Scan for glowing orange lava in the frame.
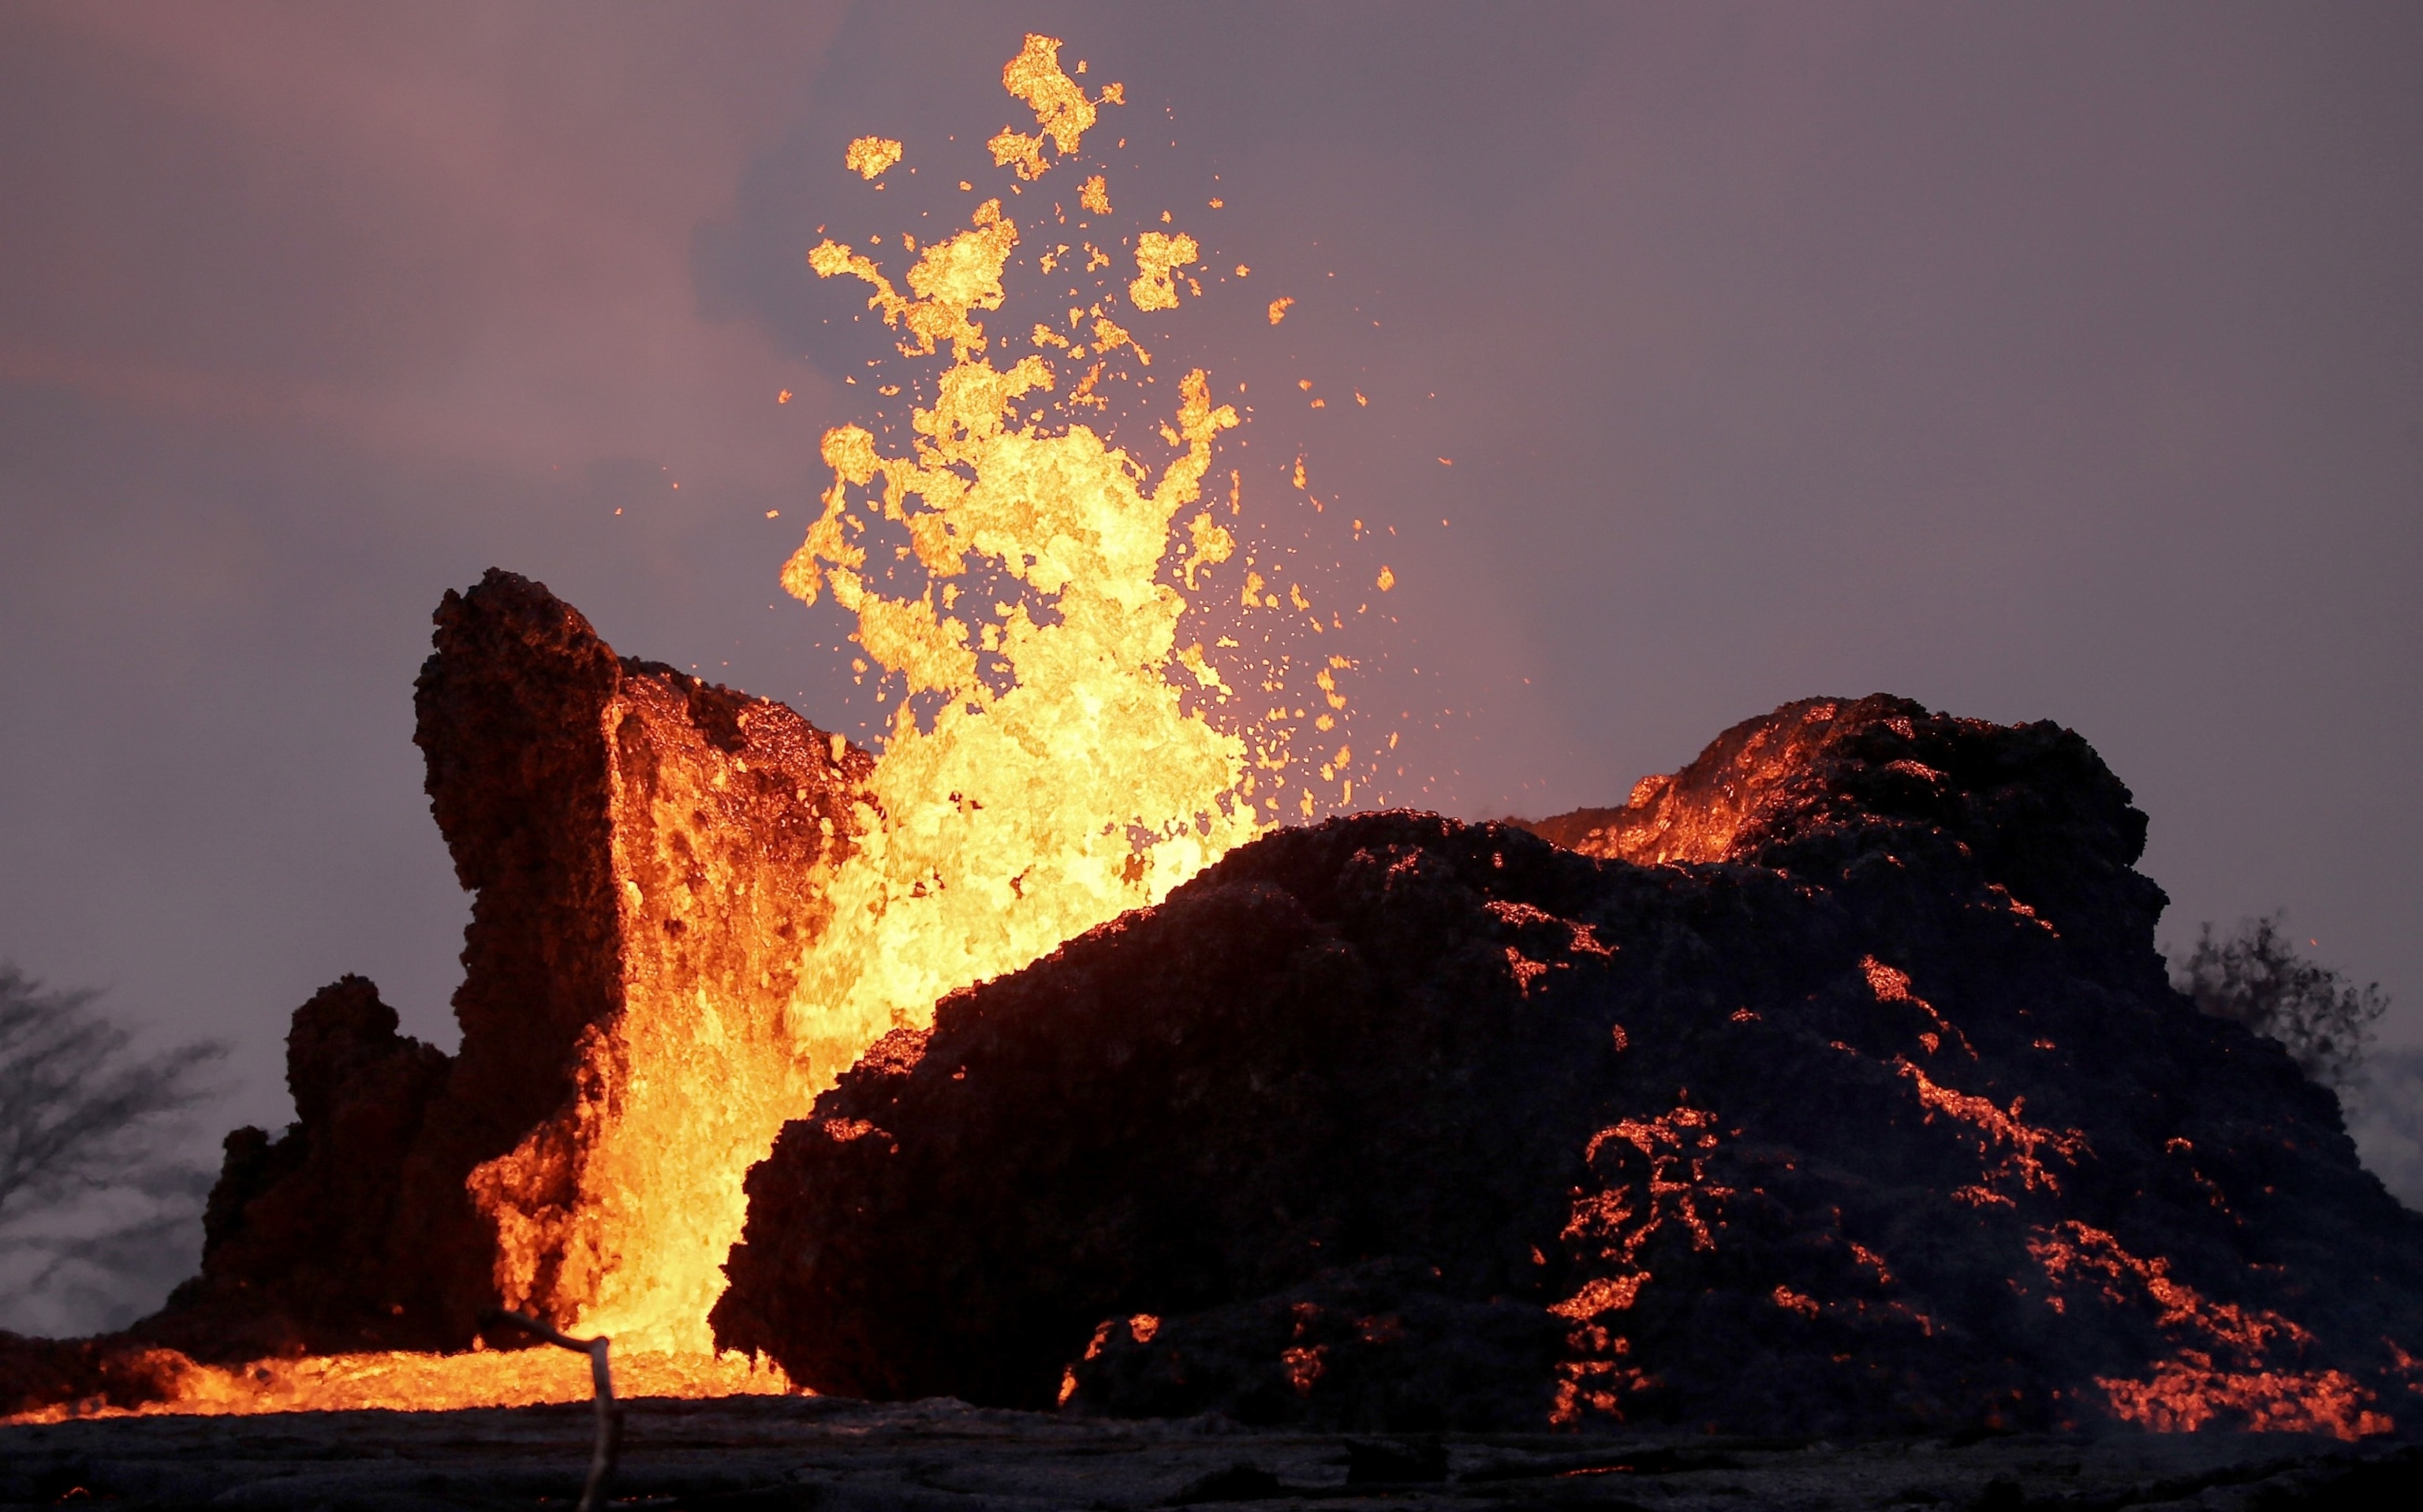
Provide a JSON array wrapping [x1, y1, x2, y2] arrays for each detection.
[[7, 1350, 787, 1424], [1894, 1058, 2087, 1198], [48, 32, 1369, 1421], [502, 28, 1350, 1364], [2027, 1221, 2393, 1438], [1550, 1106, 1728, 1424]]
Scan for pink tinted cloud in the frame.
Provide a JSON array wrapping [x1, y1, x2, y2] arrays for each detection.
[[8, 1, 849, 483]]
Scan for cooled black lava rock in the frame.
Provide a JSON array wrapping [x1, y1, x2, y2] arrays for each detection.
[[142, 976, 452, 1359], [714, 696, 2423, 1437]]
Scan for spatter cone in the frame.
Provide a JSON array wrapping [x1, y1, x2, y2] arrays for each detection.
[[713, 696, 2423, 1437]]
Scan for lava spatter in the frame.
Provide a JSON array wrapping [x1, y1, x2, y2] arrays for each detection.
[[547, 31, 1363, 1353], [50, 32, 1382, 1417]]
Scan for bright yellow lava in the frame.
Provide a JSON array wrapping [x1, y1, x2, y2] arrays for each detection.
[[756, 44, 1268, 1137], [9, 1349, 788, 1423], [536, 34, 1266, 1360], [74, 32, 1369, 1418], [845, 135, 904, 181]]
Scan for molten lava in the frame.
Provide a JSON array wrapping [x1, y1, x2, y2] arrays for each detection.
[[514, 32, 1286, 1358], [6, 1349, 786, 1424], [25, 32, 1372, 1421], [2027, 1221, 2395, 1439]]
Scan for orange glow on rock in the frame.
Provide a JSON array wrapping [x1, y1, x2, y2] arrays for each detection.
[[1862, 955, 1976, 1058], [2030, 1222, 2394, 1439], [1550, 1105, 1727, 1424], [87, 32, 1371, 1419], [1895, 1058, 2085, 1197]]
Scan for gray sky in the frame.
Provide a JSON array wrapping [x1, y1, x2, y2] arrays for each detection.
[[3, 1, 2417, 1137]]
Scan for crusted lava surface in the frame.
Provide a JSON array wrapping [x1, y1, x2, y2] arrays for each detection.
[[715, 696, 2423, 1437]]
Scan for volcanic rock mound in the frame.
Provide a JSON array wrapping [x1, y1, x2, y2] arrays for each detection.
[[714, 696, 2423, 1436], [140, 569, 871, 1360]]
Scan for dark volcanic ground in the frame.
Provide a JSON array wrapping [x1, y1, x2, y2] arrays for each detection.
[[3, 1395, 2418, 1510]]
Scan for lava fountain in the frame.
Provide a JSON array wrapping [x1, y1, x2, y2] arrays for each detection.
[[479, 35, 1294, 1360], [27, 33, 1372, 1417]]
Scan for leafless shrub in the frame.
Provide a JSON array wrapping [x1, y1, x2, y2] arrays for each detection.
[[2171, 913, 2388, 1090], [0, 961, 226, 1335]]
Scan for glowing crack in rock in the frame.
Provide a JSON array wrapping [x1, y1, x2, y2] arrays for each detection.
[[1862, 954, 1974, 1058], [1550, 1106, 1728, 1425], [1894, 1058, 2087, 1199], [2029, 1221, 2394, 1439]]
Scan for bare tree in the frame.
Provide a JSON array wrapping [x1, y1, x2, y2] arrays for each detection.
[[0, 961, 226, 1334], [2171, 914, 2388, 1090]]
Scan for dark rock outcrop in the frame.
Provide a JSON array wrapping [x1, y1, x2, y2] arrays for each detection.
[[136, 569, 870, 1360], [140, 977, 450, 1358], [0, 1334, 191, 1422], [714, 696, 2423, 1437]]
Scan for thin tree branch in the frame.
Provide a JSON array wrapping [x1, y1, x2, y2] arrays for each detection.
[[483, 1309, 622, 1512]]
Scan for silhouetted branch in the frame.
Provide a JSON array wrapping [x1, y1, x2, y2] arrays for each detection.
[[483, 1308, 620, 1512], [0, 963, 225, 1219], [1, 962, 228, 1332]]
